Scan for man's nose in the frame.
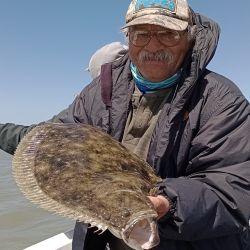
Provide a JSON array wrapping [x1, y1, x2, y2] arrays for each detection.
[[144, 35, 163, 51]]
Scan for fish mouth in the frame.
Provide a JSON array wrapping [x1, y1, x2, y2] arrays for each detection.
[[121, 211, 160, 250]]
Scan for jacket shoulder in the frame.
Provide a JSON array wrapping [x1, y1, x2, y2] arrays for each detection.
[[202, 71, 245, 98], [190, 70, 249, 130], [198, 70, 249, 112]]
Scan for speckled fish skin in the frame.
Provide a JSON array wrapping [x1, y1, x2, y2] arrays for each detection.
[[13, 123, 162, 249]]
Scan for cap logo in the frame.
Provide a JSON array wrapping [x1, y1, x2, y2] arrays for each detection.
[[135, 0, 176, 13]]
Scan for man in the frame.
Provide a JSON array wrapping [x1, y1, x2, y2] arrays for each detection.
[[1, 0, 250, 249]]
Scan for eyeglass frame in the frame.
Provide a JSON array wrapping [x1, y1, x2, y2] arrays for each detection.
[[128, 27, 188, 47]]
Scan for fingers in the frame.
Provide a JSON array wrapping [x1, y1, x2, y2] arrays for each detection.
[[147, 195, 170, 219]]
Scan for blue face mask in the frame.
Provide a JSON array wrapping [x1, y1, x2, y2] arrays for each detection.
[[130, 63, 181, 94]]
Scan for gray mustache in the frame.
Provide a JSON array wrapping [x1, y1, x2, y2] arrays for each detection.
[[138, 50, 174, 63]]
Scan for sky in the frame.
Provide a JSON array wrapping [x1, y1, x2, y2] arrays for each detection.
[[0, 0, 249, 125]]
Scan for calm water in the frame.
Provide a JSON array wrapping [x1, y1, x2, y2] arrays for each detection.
[[0, 150, 74, 250]]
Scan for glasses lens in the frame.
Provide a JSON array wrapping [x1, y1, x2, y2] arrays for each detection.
[[157, 30, 181, 46], [129, 29, 181, 47], [129, 30, 150, 47]]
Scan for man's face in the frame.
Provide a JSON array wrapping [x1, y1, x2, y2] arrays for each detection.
[[128, 24, 191, 82]]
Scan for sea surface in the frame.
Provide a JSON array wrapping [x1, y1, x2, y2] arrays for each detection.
[[0, 150, 74, 250]]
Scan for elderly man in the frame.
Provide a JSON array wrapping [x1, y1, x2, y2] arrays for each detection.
[[1, 0, 250, 249]]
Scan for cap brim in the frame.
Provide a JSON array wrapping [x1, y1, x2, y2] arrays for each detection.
[[121, 14, 188, 31]]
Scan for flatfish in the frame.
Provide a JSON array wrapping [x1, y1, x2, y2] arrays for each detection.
[[12, 123, 162, 249]]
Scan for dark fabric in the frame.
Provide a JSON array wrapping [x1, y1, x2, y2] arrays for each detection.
[[0, 123, 37, 154], [83, 227, 110, 250], [0, 12, 250, 250], [0, 108, 69, 154], [100, 63, 113, 108], [242, 226, 250, 250], [72, 222, 87, 250]]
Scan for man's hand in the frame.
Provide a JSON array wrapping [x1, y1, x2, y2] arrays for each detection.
[[147, 195, 170, 219]]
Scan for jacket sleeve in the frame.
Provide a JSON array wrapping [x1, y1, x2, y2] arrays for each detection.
[[0, 107, 78, 155], [0, 83, 94, 155], [58, 79, 110, 129], [158, 83, 250, 241], [0, 77, 103, 154], [0, 123, 37, 155]]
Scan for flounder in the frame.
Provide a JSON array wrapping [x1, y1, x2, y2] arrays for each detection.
[[13, 123, 162, 249]]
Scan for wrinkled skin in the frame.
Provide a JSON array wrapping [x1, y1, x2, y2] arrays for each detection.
[[13, 123, 162, 249], [129, 24, 191, 82]]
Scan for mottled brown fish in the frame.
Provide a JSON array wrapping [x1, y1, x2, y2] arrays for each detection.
[[13, 123, 162, 249]]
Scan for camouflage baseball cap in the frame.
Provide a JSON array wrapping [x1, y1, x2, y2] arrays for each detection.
[[122, 0, 189, 31]]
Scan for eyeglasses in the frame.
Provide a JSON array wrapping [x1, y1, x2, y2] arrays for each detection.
[[129, 29, 183, 47]]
